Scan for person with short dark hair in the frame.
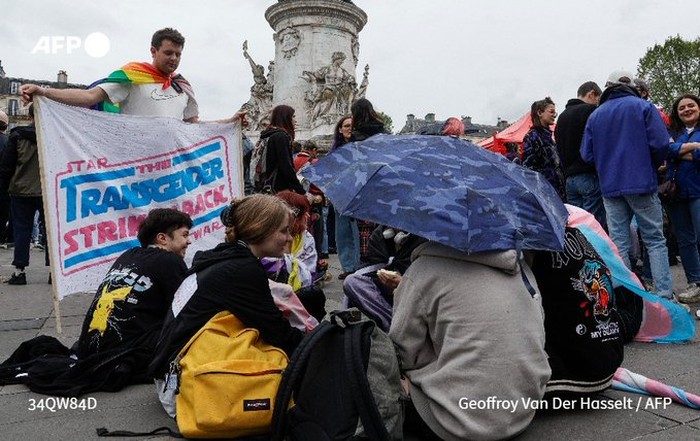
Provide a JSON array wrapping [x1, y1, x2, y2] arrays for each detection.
[[555, 81, 606, 227], [0, 208, 193, 395], [20, 28, 245, 124], [75, 208, 192, 375]]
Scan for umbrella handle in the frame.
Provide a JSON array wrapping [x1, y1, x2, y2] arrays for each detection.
[[515, 232, 539, 298]]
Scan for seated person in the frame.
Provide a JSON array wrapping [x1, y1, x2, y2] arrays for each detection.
[[262, 190, 326, 321], [390, 242, 550, 441], [0, 208, 192, 395], [343, 226, 425, 331], [530, 225, 625, 398], [149, 194, 305, 379], [75, 208, 192, 375]]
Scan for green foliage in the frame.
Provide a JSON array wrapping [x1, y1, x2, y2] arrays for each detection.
[[637, 35, 700, 112], [377, 111, 394, 134]]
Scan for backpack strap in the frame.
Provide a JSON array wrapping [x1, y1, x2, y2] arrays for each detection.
[[345, 322, 391, 441], [96, 426, 182, 437], [270, 321, 335, 441]]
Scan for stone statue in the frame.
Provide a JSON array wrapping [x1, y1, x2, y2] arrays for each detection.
[[265, 61, 275, 94], [351, 37, 360, 66], [240, 40, 273, 130], [356, 64, 369, 99], [301, 51, 356, 126]]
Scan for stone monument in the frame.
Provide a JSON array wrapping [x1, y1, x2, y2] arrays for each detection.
[[240, 0, 369, 144]]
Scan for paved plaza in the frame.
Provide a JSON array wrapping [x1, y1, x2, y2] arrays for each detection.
[[0, 246, 699, 440]]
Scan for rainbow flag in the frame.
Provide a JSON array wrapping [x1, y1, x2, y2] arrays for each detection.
[[88, 62, 194, 113]]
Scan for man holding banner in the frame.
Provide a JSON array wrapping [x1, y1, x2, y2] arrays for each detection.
[[20, 28, 246, 125], [15, 26, 246, 301]]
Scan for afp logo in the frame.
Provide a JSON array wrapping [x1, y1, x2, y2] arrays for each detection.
[[31, 33, 110, 58]]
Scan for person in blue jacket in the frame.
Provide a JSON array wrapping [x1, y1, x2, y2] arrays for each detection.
[[581, 70, 673, 300], [665, 94, 700, 303]]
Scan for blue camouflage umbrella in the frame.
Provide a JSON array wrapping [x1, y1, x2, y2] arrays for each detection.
[[302, 134, 567, 253]]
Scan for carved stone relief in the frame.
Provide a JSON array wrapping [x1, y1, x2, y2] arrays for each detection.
[[279, 27, 301, 59], [301, 51, 357, 128]]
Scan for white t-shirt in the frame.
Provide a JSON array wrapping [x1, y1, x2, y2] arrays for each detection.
[[99, 82, 198, 120]]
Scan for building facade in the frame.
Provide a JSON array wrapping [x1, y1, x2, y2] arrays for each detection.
[[399, 113, 508, 144], [0, 61, 86, 129]]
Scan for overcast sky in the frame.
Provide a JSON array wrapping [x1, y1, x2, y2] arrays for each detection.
[[3, 1, 699, 130]]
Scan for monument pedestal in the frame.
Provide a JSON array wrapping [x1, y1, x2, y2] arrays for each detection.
[[240, 0, 368, 147]]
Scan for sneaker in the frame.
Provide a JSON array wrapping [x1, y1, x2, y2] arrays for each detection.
[[6, 272, 27, 285], [676, 284, 700, 303], [668, 295, 691, 312], [337, 271, 354, 280]]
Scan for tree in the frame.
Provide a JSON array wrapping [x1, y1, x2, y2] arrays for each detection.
[[637, 35, 700, 112], [377, 111, 394, 134]]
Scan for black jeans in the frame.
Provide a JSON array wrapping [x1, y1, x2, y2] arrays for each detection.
[[10, 196, 48, 269]]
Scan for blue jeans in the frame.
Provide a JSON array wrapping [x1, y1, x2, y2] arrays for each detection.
[[566, 173, 607, 229], [334, 212, 359, 273], [11, 196, 47, 269], [604, 193, 672, 298], [666, 199, 700, 284], [321, 205, 329, 254]]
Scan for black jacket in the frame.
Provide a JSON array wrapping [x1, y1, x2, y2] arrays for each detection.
[[554, 99, 597, 178], [76, 247, 187, 361], [260, 127, 305, 194], [0, 125, 41, 196], [351, 120, 386, 142], [149, 241, 304, 376], [531, 227, 625, 395]]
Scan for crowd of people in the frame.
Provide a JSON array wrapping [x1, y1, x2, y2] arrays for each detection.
[[521, 71, 700, 306], [1, 27, 698, 441]]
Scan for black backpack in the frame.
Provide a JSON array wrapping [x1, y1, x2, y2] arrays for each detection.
[[250, 136, 276, 194], [271, 309, 404, 441]]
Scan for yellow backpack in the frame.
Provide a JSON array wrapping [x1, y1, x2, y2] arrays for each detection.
[[175, 311, 290, 439]]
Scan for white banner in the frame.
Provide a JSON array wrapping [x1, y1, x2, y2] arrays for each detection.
[[35, 97, 243, 299]]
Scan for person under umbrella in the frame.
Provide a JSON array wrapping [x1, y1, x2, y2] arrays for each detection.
[[301, 133, 565, 440]]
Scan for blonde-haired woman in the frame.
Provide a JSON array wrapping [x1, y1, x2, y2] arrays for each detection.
[[150, 194, 304, 377]]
